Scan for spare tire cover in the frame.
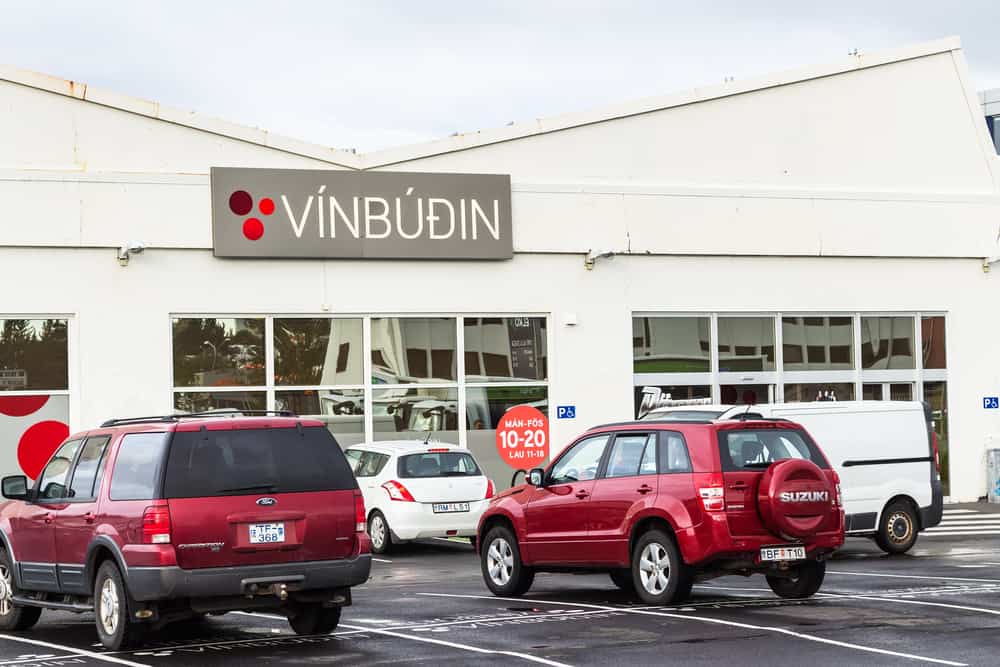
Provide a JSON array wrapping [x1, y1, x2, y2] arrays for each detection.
[[757, 458, 833, 539]]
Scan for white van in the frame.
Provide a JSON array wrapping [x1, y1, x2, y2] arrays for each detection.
[[643, 400, 944, 554]]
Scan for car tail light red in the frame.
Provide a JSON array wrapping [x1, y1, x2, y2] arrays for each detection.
[[382, 480, 416, 502], [931, 431, 941, 473], [695, 474, 725, 512], [427, 448, 450, 453], [142, 504, 171, 545], [485, 479, 495, 499], [832, 471, 843, 507], [354, 490, 366, 532]]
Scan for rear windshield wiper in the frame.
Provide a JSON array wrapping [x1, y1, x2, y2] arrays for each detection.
[[218, 483, 277, 493], [440, 471, 475, 477]]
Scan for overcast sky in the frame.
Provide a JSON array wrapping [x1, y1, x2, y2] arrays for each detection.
[[1, 1, 998, 152]]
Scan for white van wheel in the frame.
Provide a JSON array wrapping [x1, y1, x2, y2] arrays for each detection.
[[875, 500, 918, 554]]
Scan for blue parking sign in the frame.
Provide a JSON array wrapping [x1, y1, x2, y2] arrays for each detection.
[[557, 405, 576, 419], [984, 397, 999, 409]]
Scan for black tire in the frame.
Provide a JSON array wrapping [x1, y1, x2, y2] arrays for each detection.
[[368, 511, 393, 555], [609, 569, 635, 592], [288, 604, 341, 635], [94, 560, 146, 650], [630, 529, 693, 605], [0, 550, 41, 631], [766, 560, 826, 599], [480, 526, 534, 596], [875, 500, 919, 554]]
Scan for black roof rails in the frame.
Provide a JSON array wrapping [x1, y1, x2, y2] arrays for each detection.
[[100, 410, 298, 428]]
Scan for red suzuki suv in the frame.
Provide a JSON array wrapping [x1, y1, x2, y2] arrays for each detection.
[[478, 419, 844, 604], [0, 412, 370, 649]]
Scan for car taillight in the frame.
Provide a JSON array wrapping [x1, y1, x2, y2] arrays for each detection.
[[142, 505, 171, 545], [931, 431, 941, 473], [485, 479, 495, 499], [382, 480, 415, 502], [832, 471, 843, 507], [354, 490, 366, 532], [695, 474, 725, 512]]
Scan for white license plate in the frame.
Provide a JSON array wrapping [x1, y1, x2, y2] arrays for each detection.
[[760, 545, 806, 561], [248, 522, 285, 544], [432, 502, 470, 513]]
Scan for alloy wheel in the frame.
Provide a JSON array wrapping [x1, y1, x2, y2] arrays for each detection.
[[0, 564, 11, 616], [99, 578, 120, 636], [638, 542, 670, 595], [487, 538, 514, 586], [370, 516, 386, 550]]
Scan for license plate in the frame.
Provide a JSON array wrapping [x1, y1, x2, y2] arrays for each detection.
[[760, 545, 806, 561], [248, 522, 285, 544], [432, 502, 470, 513]]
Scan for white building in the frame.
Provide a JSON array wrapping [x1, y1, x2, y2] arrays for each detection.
[[1, 36, 998, 500]]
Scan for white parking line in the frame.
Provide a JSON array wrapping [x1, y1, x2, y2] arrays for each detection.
[[372, 557, 393, 563], [826, 570, 1000, 583], [0, 657, 88, 666], [0, 633, 147, 666], [420, 593, 966, 666], [338, 622, 572, 666]]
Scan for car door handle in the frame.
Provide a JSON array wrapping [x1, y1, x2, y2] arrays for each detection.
[[637, 484, 653, 494], [729, 481, 748, 490], [43, 513, 54, 524], [575, 490, 590, 499], [83, 513, 97, 524]]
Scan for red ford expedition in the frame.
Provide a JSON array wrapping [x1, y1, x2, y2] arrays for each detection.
[[0, 413, 371, 649], [478, 418, 844, 604]]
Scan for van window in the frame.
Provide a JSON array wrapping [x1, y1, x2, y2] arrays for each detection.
[[69, 436, 111, 499], [718, 429, 828, 471], [398, 452, 480, 478], [163, 426, 355, 498], [110, 433, 169, 500]]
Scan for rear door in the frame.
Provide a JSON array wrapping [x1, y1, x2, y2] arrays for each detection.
[[164, 422, 358, 569], [588, 433, 658, 563]]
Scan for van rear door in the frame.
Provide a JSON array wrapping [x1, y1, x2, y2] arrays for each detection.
[[164, 421, 358, 569]]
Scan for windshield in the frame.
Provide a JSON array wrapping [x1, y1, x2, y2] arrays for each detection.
[[397, 452, 481, 478], [718, 428, 829, 471], [643, 410, 726, 422]]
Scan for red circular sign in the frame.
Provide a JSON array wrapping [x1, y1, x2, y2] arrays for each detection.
[[495, 406, 549, 468], [17, 420, 69, 480]]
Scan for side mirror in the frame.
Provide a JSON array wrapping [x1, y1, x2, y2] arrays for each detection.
[[528, 468, 545, 487], [2, 476, 29, 501]]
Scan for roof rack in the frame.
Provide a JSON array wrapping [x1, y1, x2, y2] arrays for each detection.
[[100, 410, 297, 428]]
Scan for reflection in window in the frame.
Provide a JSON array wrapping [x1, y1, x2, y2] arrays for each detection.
[[172, 318, 265, 387], [783, 383, 855, 403], [862, 383, 883, 401], [0, 319, 68, 391], [275, 389, 366, 448], [464, 317, 547, 382], [924, 381, 949, 494], [861, 317, 914, 369], [372, 387, 459, 444], [781, 317, 853, 371], [921, 316, 946, 369], [466, 386, 548, 490], [633, 317, 710, 373], [173, 391, 266, 414], [370, 318, 457, 384], [274, 319, 363, 386], [633, 385, 710, 419], [720, 384, 772, 405], [717, 317, 775, 372]]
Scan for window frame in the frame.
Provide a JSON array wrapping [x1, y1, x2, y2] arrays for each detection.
[[65, 434, 112, 502], [546, 433, 611, 486], [657, 431, 693, 474], [34, 438, 84, 503], [598, 432, 658, 479]]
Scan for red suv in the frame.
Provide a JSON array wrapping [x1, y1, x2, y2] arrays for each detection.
[[0, 413, 370, 649], [478, 419, 844, 604]]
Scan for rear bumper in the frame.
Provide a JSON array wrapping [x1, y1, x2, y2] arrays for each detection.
[[384, 500, 487, 541], [678, 511, 845, 566], [126, 554, 371, 602], [920, 475, 944, 529]]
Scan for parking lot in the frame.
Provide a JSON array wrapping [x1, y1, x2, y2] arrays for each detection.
[[1, 506, 997, 667]]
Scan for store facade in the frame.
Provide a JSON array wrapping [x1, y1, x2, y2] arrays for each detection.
[[1, 37, 999, 499]]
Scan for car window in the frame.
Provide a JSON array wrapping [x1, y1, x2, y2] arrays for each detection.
[[605, 434, 656, 478], [110, 433, 169, 501], [345, 449, 363, 474], [639, 436, 658, 474], [398, 452, 480, 478], [69, 435, 111, 499], [36, 439, 82, 501], [658, 432, 692, 473], [548, 435, 609, 484], [718, 429, 828, 471], [357, 451, 390, 478]]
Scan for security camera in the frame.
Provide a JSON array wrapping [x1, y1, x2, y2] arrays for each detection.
[[584, 249, 616, 271], [117, 242, 147, 266]]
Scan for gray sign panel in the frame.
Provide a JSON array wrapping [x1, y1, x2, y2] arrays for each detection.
[[211, 168, 512, 260]]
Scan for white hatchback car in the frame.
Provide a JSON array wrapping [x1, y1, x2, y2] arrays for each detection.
[[344, 441, 494, 554]]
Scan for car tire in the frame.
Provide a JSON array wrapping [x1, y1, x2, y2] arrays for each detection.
[[368, 511, 393, 555], [0, 550, 41, 631], [94, 560, 146, 650], [609, 568, 635, 592], [289, 604, 341, 635], [631, 529, 693, 605], [875, 500, 919, 554], [766, 560, 826, 599], [481, 526, 534, 597]]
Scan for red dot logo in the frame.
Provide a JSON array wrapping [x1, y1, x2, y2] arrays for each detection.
[[243, 218, 264, 241], [17, 420, 70, 480], [0, 395, 50, 417], [229, 190, 253, 216], [259, 198, 275, 215]]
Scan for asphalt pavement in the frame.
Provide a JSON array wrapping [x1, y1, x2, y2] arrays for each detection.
[[3, 506, 1000, 666]]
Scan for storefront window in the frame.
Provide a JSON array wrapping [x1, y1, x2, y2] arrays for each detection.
[[274, 318, 363, 386], [783, 383, 855, 403], [173, 391, 266, 413], [172, 318, 265, 387], [634, 385, 711, 419], [781, 317, 853, 371], [924, 381, 949, 495], [370, 317, 457, 384], [862, 383, 882, 400], [0, 319, 68, 391], [921, 316, 947, 369], [717, 317, 775, 372], [372, 387, 459, 444], [464, 317, 547, 382], [720, 384, 773, 405], [633, 317, 710, 373], [467, 386, 548, 489], [275, 389, 365, 447], [861, 316, 915, 369]]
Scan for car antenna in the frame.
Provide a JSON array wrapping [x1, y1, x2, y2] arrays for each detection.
[[741, 403, 752, 421], [424, 430, 434, 444]]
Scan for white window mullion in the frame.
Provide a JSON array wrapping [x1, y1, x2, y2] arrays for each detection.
[[265, 316, 275, 412], [457, 317, 468, 449], [363, 317, 374, 444], [852, 314, 863, 402], [709, 314, 720, 403], [775, 313, 784, 402]]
